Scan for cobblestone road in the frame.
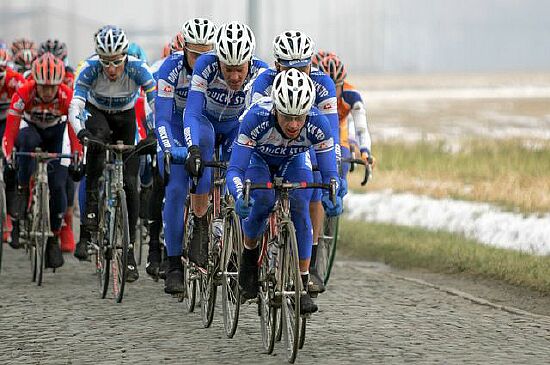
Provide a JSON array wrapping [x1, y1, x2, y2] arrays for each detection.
[[1, 247, 549, 364]]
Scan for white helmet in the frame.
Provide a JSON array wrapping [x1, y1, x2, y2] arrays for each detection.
[[95, 25, 129, 57], [271, 69, 316, 116], [216, 21, 255, 66], [273, 30, 314, 67], [182, 18, 217, 45]]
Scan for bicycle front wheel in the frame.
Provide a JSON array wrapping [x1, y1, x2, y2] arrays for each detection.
[[221, 209, 242, 338], [280, 222, 300, 363], [36, 183, 49, 286], [112, 190, 129, 303], [317, 216, 339, 285]]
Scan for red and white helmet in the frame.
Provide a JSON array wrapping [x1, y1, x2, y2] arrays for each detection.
[[216, 21, 255, 66], [312, 51, 347, 86], [170, 32, 185, 53], [182, 18, 216, 45], [32, 52, 65, 85], [271, 69, 316, 116]]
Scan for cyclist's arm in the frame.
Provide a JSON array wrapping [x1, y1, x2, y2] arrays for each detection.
[[182, 54, 213, 147], [310, 114, 339, 186], [154, 56, 179, 152], [344, 89, 372, 155], [226, 109, 257, 200], [2, 85, 29, 158], [68, 59, 98, 134], [315, 73, 340, 155]]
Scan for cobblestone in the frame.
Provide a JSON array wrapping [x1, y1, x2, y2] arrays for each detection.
[[0, 248, 549, 364]]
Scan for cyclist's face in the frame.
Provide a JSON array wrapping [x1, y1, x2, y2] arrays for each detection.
[[37, 84, 59, 103], [184, 43, 213, 69], [276, 111, 307, 139], [275, 62, 311, 74], [100, 54, 126, 81], [219, 62, 249, 90]]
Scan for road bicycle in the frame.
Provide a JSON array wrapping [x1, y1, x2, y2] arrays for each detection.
[[243, 177, 337, 363], [14, 149, 77, 285]]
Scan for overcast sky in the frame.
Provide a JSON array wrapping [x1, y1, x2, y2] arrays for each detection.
[[1, 0, 550, 73]]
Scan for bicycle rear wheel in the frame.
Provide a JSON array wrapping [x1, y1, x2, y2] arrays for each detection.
[[184, 261, 198, 312], [221, 209, 242, 338], [280, 222, 300, 363], [112, 190, 129, 303], [36, 183, 49, 286], [317, 216, 339, 285]]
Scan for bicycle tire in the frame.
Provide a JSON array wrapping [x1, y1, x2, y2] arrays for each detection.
[[317, 216, 339, 285], [200, 270, 217, 328], [221, 209, 242, 338], [298, 317, 306, 349], [182, 200, 197, 312], [36, 183, 49, 286], [259, 234, 277, 354], [112, 190, 129, 303], [184, 262, 197, 312], [96, 188, 110, 299], [281, 222, 300, 363]]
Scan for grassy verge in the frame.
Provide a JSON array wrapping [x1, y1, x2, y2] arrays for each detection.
[[348, 139, 550, 213], [338, 219, 550, 294]]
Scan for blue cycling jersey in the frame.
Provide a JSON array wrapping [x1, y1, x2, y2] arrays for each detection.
[[73, 55, 156, 112], [183, 52, 268, 147], [226, 97, 339, 200], [154, 51, 193, 151], [247, 67, 339, 146]]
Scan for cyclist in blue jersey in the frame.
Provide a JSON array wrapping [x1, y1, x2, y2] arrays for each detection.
[[69, 25, 156, 282], [182, 21, 267, 270], [153, 18, 217, 292], [227, 69, 343, 314], [247, 31, 340, 293]]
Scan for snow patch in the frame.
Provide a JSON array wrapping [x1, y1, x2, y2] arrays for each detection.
[[345, 191, 550, 255]]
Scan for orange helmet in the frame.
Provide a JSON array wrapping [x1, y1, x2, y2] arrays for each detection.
[[0, 49, 9, 67], [32, 52, 65, 85], [170, 32, 185, 52], [312, 51, 347, 86]]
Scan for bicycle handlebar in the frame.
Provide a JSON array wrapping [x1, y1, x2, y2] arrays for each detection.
[[243, 177, 338, 207], [340, 156, 373, 186]]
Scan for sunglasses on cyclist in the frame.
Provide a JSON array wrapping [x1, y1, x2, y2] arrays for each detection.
[[98, 55, 127, 68], [184, 46, 211, 56]]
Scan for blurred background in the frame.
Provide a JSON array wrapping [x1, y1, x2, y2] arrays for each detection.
[[1, 0, 550, 72]]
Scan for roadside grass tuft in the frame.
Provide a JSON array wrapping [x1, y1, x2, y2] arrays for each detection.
[[339, 220, 550, 294], [348, 139, 550, 213]]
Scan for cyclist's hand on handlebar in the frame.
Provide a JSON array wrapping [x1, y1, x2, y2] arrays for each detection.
[[136, 133, 157, 155], [322, 193, 343, 217], [235, 196, 254, 219], [360, 148, 375, 169], [77, 129, 93, 144], [184, 145, 203, 177], [338, 177, 348, 198], [171, 146, 188, 164]]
